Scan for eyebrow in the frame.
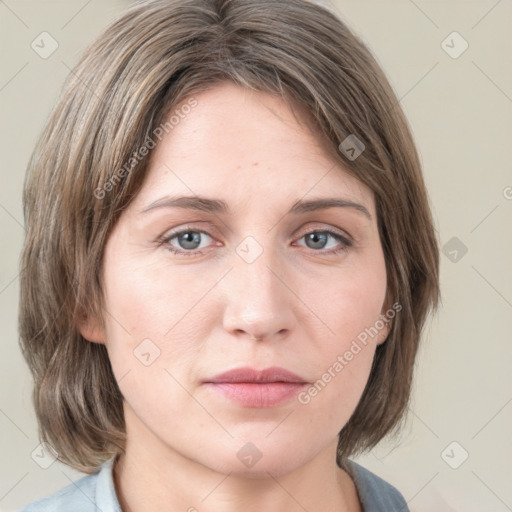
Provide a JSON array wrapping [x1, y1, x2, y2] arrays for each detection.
[[140, 195, 372, 220]]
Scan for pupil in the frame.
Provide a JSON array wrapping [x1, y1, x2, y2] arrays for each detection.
[[180, 232, 199, 249], [308, 232, 326, 249]]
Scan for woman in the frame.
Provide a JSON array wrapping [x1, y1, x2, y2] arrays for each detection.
[[18, 0, 440, 510]]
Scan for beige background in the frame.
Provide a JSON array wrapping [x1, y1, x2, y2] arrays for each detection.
[[1, 1, 511, 511]]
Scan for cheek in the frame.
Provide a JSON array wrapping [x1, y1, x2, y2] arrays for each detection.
[[296, 249, 387, 414], [102, 246, 208, 343], [100, 248, 223, 406], [303, 245, 387, 349], [100, 259, 204, 429], [104, 257, 172, 336]]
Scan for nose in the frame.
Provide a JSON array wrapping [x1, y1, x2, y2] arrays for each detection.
[[221, 243, 294, 344]]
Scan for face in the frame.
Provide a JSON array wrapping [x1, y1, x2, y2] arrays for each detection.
[[81, 81, 390, 478]]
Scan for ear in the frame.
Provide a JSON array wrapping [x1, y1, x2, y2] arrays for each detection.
[[77, 310, 107, 344], [376, 316, 391, 346], [376, 293, 394, 346]]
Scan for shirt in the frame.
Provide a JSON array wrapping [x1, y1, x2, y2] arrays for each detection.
[[17, 457, 410, 511]]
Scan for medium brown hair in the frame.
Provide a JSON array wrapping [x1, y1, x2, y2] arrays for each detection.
[[19, 0, 440, 474]]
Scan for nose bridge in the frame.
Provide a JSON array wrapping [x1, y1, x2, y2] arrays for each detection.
[[236, 236, 284, 310], [222, 235, 292, 338]]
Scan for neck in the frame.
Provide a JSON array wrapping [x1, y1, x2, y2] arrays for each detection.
[[113, 415, 361, 512]]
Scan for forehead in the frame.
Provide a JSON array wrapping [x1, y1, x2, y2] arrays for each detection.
[[132, 82, 374, 217]]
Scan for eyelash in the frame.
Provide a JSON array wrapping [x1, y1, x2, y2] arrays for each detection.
[[157, 226, 353, 257]]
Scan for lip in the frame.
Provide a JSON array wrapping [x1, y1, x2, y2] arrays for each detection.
[[203, 366, 308, 408], [205, 366, 308, 384]]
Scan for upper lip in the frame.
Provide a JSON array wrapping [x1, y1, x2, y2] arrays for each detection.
[[204, 366, 308, 384]]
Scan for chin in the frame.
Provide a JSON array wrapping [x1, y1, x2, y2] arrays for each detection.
[[197, 441, 312, 479]]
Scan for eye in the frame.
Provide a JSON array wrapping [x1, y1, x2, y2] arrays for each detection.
[[295, 229, 352, 255], [160, 228, 214, 256], [158, 227, 353, 257]]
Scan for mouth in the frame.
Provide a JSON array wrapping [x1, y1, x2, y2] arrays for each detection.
[[203, 366, 309, 408]]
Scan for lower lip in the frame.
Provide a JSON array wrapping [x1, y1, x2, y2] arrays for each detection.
[[205, 382, 307, 407]]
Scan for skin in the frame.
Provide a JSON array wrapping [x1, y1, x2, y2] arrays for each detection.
[[80, 81, 390, 512]]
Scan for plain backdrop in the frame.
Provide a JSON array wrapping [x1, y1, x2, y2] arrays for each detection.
[[1, 1, 511, 511]]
